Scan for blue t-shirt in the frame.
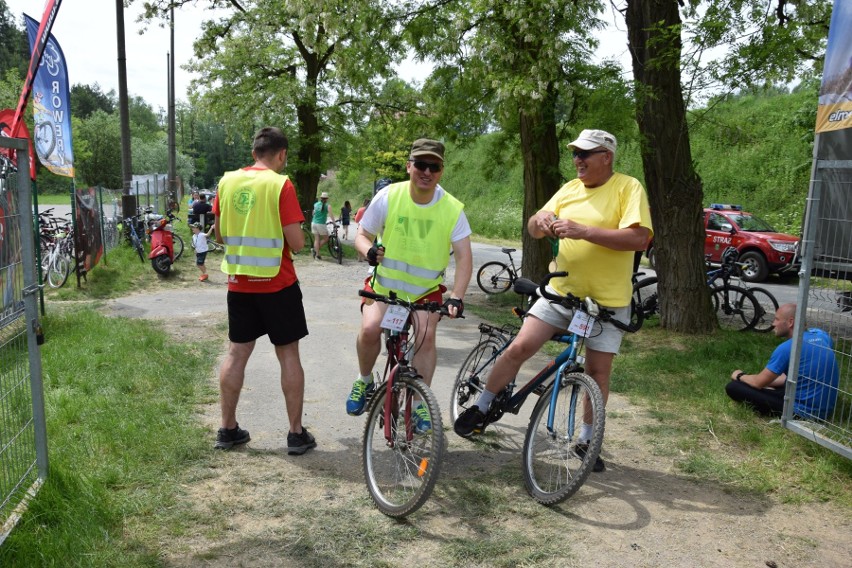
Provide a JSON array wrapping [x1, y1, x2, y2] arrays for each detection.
[[766, 328, 839, 419]]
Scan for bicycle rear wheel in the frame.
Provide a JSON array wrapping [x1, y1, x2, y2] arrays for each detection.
[[328, 234, 343, 263], [632, 276, 659, 324], [746, 286, 778, 333], [131, 234, 145, 262], [522, 371, 604, 505], [362, 372, 444, 517], [711, 284, 759, 331], [450, 337, 506, 423], [476, 261, 513, 294]]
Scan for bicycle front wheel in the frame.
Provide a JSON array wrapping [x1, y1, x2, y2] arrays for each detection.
[[746, 287, 778, 333], [522, 371, 605, 505], [362, 373, 444, 517], [173, 233, 185, 261], [450, 337, 506, 423], [328, 235, 343, 263], [477, 261, 513, 294], [711, 284, 759, 331], [47, 254, 70, 288]]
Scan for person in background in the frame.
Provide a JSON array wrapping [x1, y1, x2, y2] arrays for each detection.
[[345, 138, 472, 435], [453, 129, 652, 474], [190, 221, 212, 282], [311, 192, 335, 260], [340, 200, 352, 240], [354, 198, 370, 261], [212, 126, 316, 456], [727, 303, 839, 420], [192, 193, 213, 229]]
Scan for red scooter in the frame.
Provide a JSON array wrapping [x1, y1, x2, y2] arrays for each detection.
[[148, 217, 176, 275]]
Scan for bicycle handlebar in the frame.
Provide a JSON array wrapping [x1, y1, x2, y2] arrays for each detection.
[[536, 272, 634, 332], [358, 289, 462, 318]]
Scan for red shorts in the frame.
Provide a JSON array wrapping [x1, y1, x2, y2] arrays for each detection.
[[361, 275, 446, 309]]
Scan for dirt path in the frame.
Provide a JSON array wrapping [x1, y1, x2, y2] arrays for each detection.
[[105, 255, 851, 568]]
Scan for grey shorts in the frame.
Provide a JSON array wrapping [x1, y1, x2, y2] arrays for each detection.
[[311, 223, 329, 236], [526, 293, 629, 354]]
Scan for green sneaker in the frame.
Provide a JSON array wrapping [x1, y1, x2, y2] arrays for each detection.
[[414, 403, 432, 434], [346, 378, 374, 416]]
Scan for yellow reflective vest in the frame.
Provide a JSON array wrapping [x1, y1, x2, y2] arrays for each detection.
[[218, 168, 287, 277], [372, 182, 464, 301]]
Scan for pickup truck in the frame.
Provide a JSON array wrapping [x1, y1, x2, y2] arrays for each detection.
[[646, 204, 800, 282]]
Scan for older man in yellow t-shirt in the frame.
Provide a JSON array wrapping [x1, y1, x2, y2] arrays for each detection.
[[454, 129, 652, 472]]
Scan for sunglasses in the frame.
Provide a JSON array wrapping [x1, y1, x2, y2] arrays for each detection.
[[572, 149, 608, 159], [410, 160, 443, 173]]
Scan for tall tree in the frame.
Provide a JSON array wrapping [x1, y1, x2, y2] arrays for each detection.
[[143, 0, 405, 211], [621, 0, 832, 332], [408, 0, 629, 282], [0, 0, 27, 77], [626, 0, 716, 332], [71, 83, 114, 119]]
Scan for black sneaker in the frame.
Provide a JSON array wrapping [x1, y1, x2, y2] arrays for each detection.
[[214, 424, 251, 450], [575, 442, 606, 472], [454, 407, 487, 438], [287, 427, 317, 455]]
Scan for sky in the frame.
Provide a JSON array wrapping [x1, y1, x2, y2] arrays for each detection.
[[5, 1, 633, 112]]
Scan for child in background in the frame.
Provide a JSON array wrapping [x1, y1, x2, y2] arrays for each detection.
[[191, 222, 212, 281]]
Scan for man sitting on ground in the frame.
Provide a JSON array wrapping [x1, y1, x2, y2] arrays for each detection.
[[727, 303, 839, 420]]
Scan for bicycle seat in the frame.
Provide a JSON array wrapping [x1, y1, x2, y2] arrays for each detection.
[[501, 248, 516, 254], [513, 278, 538, 297]]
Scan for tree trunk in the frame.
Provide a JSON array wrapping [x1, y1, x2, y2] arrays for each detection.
[[518, 85, 562, 285], [626, 0, 716, 333], [294, 50, 323, 213]]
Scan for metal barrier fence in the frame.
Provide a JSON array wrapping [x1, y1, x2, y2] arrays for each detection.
[[791, 158, 852, 459], [0, 140, 48, 545]]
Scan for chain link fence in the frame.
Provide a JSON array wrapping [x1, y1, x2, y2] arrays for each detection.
[[791, 158, 852, 459], [0, 140, 48, 545]]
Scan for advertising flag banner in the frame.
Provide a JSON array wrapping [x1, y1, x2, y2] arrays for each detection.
[[24, 13, 74, 177], [816, 0, 852, 133]]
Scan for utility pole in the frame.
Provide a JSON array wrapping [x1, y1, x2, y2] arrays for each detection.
[[116, 0, 134, 218], [167, 6, 177, 211]]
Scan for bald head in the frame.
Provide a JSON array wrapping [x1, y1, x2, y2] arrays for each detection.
[[773, 303, 796, 338]]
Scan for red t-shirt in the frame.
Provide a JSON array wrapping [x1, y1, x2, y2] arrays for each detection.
[[354, 206, 367, 223], [213, 170, 304, 293]]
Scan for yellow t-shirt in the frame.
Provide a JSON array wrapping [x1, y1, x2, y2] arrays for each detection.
[[543, 172, 652, 307]]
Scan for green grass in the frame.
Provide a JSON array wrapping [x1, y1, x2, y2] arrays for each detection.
[[0, 309, 219, 566]]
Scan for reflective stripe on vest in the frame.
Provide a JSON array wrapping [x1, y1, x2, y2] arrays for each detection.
[[224, 254, 281, 267], [223, 236, 284, 248]]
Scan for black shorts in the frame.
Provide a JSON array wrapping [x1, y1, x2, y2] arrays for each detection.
[[227, 283, 309, 346], [196, 252, 208, 265]]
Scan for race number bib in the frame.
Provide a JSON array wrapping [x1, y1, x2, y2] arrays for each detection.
[[568, 310, 594, 338], [380, 304, 408, 332]]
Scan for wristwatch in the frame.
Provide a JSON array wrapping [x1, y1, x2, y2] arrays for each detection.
[[735, 371, 745, 381]]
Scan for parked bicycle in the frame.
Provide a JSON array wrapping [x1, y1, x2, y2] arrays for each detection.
[[41, 227, 73, 288], [476, 247, 521, 294], [452, 273, 634, 505], [356, 288, 455, 517], [121, 214, 146, 262], [707, 247, 777, 332], [631, 248, 765, 331], [326, 221, 343, 264]]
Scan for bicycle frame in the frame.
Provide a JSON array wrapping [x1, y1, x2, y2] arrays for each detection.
[[469, 327, 585, 423], [377, 313, 416, 447]]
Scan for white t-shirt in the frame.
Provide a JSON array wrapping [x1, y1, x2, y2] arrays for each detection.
[[360, 184, 472, 243], [192, 232, 209, 253]]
